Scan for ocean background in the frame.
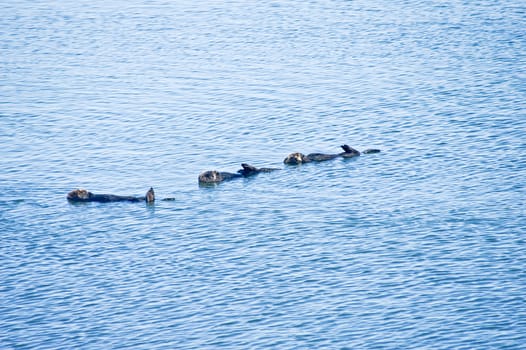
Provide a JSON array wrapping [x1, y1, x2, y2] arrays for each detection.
[[1, 0, 525, 348]]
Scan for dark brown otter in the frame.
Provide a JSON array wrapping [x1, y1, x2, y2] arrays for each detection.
[[198, 163, 280, 184], [283, 145, 380, 164], [67, 187, 155, 203]]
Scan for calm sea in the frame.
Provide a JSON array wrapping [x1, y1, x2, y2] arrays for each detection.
[[1, 0, 525, 348]]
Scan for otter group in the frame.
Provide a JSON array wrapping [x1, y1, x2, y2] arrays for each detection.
[[67, 144, 380, 203]]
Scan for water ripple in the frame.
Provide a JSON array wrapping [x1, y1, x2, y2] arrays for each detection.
[[2, 0, 526, 349]]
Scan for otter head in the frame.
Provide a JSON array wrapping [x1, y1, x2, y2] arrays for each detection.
[[67, 189, 91, 201], [198, 170, 223, 183], [283, 152, 306, 165]]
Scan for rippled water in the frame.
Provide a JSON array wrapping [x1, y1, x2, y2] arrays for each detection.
[[1, 0, 525, 348]]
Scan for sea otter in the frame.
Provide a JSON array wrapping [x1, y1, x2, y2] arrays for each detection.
[[67, 187, 155, 203], [283, 145, 380, 165], [198, 163, 280, 184]]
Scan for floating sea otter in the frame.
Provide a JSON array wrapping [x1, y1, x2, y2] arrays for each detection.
[[67, 187, 156, 203], [198, 163, 280, 184], [283, 144, 380, 165]]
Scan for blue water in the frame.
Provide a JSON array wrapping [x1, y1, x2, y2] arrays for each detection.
[[1, 0, 525, 348]]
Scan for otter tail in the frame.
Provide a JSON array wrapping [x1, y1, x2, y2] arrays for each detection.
[[362, 149, 381, 154]]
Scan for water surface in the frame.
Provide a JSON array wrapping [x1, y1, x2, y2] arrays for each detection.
[[1, 0, 525, 349]]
